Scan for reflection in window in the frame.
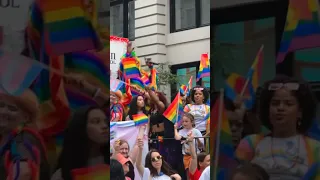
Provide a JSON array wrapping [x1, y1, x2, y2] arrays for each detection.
[[200, 0, 210, 25], [201, 76, 210, 88], [177, 67, 197, 90], [128, 1, 135, 40], [110, 4, 124, 37], [175, 0, 196, 30], [213, 17, 275, 89]]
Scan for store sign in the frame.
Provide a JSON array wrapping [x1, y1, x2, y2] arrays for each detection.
[[110, 36, 128, 78]]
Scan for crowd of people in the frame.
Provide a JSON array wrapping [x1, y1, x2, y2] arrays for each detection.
[[110, 71, 211, 179], [214, 75, 320, 180]]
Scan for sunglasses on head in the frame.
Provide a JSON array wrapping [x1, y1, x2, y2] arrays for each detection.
[[268, 83, 300, 91], [151, 155, 162, 162], [194, 88, 204, 91]]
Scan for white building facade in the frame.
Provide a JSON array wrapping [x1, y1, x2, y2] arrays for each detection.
[[111, 0, 210, 99]]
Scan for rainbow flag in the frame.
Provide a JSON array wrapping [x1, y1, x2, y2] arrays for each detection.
[[132, 114, 148, 126], [163, 92, 183, 124], [187, 76, 193, 96], [72, 164, 109, 180], [122, 58, 140, 79], [212, 96, 238, 179], [130, 77, 145, 96], [245, 46, 263, 109], [141, 73, 150, 86], [179, 84, 187, 95], [110, 79, 124, 92], [39, 0, 101, 56], [120, 79, 132, 107], [196, 53, 210, 81], [224, 73, 252, 109], [0, 51, 44, 96], [150, 67, 158, 91], [277, 0, 320, 64]]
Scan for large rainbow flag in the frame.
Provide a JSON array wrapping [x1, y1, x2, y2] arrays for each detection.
[[38, 0, 101, 56], [277, 0, 320, 64]]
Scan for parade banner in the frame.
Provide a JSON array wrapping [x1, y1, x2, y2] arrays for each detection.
[[110, 121, 148, 180], [110, 36, 128, 79]]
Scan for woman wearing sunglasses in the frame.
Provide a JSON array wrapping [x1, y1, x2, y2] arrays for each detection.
[[235, 76, 320, 179], [136, 139, 182, 180]]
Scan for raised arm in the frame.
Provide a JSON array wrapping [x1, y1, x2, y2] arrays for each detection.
[[174, 123, 182, 140], [145, 86, 165, 113], [188, 132, 197, 175], [130, 125, 146, 164], [136, 137, 145, 177]]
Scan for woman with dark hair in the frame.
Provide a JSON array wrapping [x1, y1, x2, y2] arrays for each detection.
[[50, 106, 109, 180], [184, 85, 210, 137], [144, 87, 185, 179], [110, 159, 126, 180], [126, 95, 147, 121], [236, 75, 320, 179], [136, 145, 182, 180]]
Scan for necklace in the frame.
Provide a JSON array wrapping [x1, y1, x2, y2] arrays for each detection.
[[270, 135, 301, 170]]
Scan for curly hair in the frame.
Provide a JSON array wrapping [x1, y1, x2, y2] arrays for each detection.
[[190, 85, 210, 103], [259, 75, 317, 134]]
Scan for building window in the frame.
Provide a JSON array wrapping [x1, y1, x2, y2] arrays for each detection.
[[110, 0, 135, 40], [97, 0, 109, 27], [170, 0, 210, 32]]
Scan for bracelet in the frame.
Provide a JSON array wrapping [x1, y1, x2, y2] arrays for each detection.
[[93, 88, 101, 99]]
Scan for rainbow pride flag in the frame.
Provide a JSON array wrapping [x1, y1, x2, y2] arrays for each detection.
[[110, 79, 124, 92], [245, 45, 263, 109], [180, 84, 188, 95], [212, 96, 238, 179], [130, 77, 145, 96], [163, 92, 183, 124], [132, 114, 148, 126], [72, 164, 109, 180], [224, 73, 252, 108], [39, 0, 101, 56], [0, 51, 44, 96], [150, 67, 158, 91], [196, 53, 210, 81], [141, 72, 150, 86], [277, 0, 320, 64], [122, 58, 140, 79]]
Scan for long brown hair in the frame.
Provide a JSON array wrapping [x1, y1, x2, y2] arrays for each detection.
[[145, 149, 176, 177], [229, 163, 269, 180]]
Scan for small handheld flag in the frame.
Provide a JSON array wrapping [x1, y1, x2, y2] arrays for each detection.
[[197, 53, 210, 81], [110, 79, 124, 92], [132, 114, 148, 126], [163, 92, 184, 125]]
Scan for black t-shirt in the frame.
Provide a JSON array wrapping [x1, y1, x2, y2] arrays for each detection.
[[149, 109, 174, 138], [125, 161, 135, 180]]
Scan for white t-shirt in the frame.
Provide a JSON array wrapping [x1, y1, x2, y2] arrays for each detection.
[[178, 128, 204, 154], [199, 166, 210, 180], [185, 104, 209, 132], [142, 168, 171, 180], [251, 135, 308, 180]]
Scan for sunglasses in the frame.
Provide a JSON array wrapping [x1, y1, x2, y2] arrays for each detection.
[[151, 155, 162, 162], [268, 83, 300, 91]]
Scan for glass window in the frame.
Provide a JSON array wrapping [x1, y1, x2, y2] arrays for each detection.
[[176, 67, 197, 90], [200, 0, 210, 25], [201, 76, 210, 88], [175, 0, 196, 30], [110, 4, 124, 37], [128, 1, 135, 40]]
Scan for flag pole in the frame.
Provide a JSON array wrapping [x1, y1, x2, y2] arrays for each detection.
[[176, 92, 180, 124], [240, 45, 264, 96], [213, 88, 224, 180]]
